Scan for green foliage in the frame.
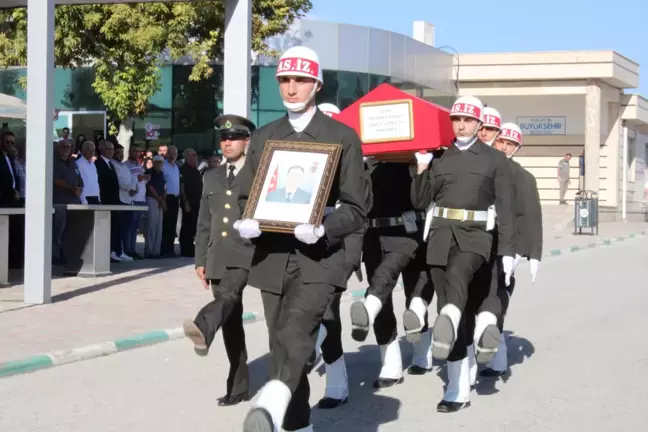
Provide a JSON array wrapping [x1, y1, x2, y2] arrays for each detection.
[[0, 1, 311, 123]]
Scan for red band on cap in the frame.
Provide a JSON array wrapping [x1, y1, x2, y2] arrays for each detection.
[[483, 114, 501, 128], [451, 103, 482, 119], [275, 57, 320, 79], [501, 129, 521, 142]]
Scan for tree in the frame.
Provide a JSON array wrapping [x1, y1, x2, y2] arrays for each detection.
[[0, 1, 312, 150]]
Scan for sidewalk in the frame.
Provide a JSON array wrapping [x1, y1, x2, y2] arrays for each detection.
[[1, 221, 646, 373]]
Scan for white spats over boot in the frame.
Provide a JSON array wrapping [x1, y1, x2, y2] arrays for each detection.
[[313, 324, 327, 366], [437, 357, 471, 413], [481, 332, 508, 377], [243, 380, 291, 432], [408, 330, 433, 375], [318, 356, 349, 409], [350, 294, 382, 342], [374, 339, 404, 389], [467, 344, 477, 387], [432, 303, 461, 360], [474, 311, 500, 364], [403, 296, 428, 342]]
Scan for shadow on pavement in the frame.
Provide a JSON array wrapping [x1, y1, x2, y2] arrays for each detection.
[[474, 330, 535, 396]]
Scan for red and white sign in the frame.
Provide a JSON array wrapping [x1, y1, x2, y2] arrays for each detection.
[[275, 57, 320, 79], [145, 123, 160, 140], [451, 103, 481, 119]]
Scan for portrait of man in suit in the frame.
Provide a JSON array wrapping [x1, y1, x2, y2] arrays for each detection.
[[265, 165, 312, 205]]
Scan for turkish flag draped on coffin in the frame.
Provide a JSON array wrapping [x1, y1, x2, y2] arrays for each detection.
[[332, 83, 454, 160]]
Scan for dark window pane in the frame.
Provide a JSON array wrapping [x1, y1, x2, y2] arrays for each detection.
[[337, 71, 369, 109], [258, 110, 285, 127], [317, 70, 339, 107], [258, 66, 284, 111]]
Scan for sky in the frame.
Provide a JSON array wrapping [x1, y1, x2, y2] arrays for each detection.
[[307, 0, 647, 94]]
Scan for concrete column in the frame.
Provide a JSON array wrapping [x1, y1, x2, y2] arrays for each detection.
[[584, 79, 601, 193], [24, 0, 55, 304], [413, 21, 435, 46], [223, 0, 252, 117]]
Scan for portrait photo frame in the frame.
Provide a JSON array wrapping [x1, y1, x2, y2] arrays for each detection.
[[243, 140, 343, 233]]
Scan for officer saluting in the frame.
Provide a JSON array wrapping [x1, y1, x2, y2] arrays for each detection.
[[183, 114, 256, 406], [235, 46, 367, 432], [411, 95, 515, 412], [479, 122, 543, 377]]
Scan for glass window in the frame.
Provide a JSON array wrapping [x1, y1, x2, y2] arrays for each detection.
[[57, 67, 103, 110], [0, 68, 26, 99], [258, 66, 284, 111], [317, 70, 340, 107], [369, 74, 390, 92], [257, 110, 285, 127], [337, 71, 369, 110]]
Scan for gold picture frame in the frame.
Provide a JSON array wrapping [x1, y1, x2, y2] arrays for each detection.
[[359, 99, 415, 144], [242, 140, 342, 233]]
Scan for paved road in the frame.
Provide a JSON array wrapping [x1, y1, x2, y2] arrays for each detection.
[[2, 237, 648, 431]]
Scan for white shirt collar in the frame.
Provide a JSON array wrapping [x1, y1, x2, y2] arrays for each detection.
[[287, 105, 317, 133], [226, 156, 246, 173]]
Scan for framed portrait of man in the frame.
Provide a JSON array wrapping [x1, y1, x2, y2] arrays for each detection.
[[243, 140, 342, 233]]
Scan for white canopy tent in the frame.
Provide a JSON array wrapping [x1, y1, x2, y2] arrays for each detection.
[[0, 92, 26, 120], [0, 0, 252, 304]]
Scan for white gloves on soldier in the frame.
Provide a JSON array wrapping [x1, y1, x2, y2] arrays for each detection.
[[513, 254, 522, 271], [415, 152, 433, 164], [501, 256, 514, 286], [529, 259, 540, 283], [234, 219, 261, 239], [294, 224, 325, 244]]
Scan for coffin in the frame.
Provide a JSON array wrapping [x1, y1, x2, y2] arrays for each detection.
[[332, 83, 454, 161]]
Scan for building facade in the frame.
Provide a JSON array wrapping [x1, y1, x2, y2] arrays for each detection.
[[456, 51, 648, 217], [0, 19, 455, 156]]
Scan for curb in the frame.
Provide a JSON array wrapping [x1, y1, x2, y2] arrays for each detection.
[[2, 228, 647, 378]]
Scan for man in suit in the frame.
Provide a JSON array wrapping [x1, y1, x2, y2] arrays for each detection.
[[236, 45, 367, 432], [183, 114, 256, 406], [0, 130, 20, 208], [94, 139, 123, 262], [265, 165, 312, 204]]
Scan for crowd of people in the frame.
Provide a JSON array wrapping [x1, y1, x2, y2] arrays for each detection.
[[0, 126, 224, 271]]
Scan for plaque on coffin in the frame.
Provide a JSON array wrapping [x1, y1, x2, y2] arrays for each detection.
[[333, 83, 454, 162]]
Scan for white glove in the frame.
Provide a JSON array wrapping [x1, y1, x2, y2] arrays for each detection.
[[233, 219, 261, 239], [415, 152, 433, 164], [501, 256, 514, 286], [529, 259, 540, 284], [513, 254, 522, 271], [294, 224, 325, 244]]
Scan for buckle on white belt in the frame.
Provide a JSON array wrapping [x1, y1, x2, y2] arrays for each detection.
[[431, 206, 488, 222]]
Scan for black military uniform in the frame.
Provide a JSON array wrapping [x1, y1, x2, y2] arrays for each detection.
[[241, 109, 367, 432], [411, 138, 515, 411], [479, 161, 543, 376], [348, 161, 433, 386], [470, 156, 525, 363], [183, 114, 256, 406], [310, 158, 372, 410]]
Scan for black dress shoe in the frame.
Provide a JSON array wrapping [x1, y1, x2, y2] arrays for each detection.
[[317, 396, 348, 409], [480, 367, 506, 378], [218, 392, 250, 406], [372, 377, 404, 389], [350, 301, 370, 342], [407, 365, 432, 375], [437, 400, 471, 413]]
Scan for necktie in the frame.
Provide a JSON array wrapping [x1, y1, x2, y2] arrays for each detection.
[[285, 193, 292, 202], [227, 165, 236, 188]]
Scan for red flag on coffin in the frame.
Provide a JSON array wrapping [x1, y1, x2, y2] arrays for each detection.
[[267, 166, 279, 193], [332, 83, 454, 159]]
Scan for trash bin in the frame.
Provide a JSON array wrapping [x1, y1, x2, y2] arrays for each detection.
[[574, 190, 599, 235]]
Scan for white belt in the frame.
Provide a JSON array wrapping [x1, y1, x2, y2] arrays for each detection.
[[431, 206, 488, 222]]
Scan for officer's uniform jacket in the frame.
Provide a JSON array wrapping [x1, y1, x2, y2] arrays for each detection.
[[241, 110, 368, 294], [410, 140, 515, 266], [363, 161, 423, 261], [195, 162, 255, 280], [521, 168, 543, 260]]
